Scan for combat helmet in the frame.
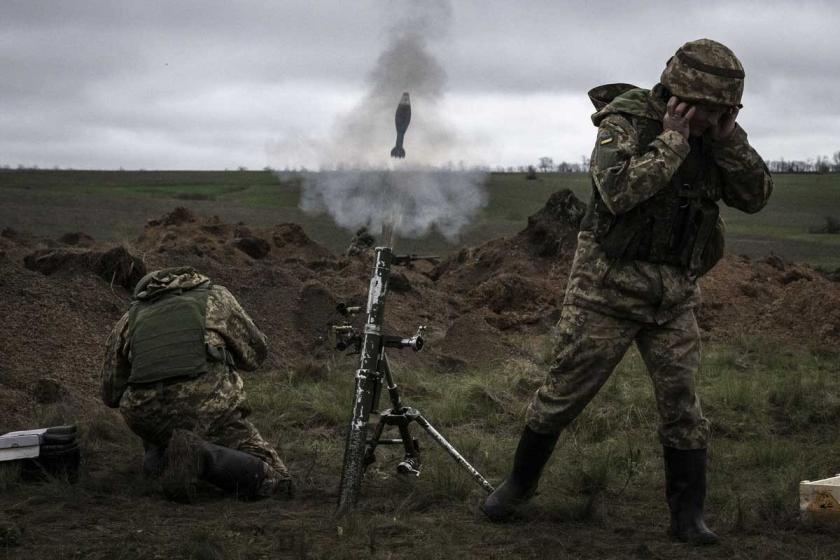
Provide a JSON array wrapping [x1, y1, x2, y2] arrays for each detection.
[[660, 39, 744, 107]]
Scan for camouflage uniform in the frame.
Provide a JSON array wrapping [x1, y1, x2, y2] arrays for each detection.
[[484, 41, 772, 541], [101, 268, 289, 493], [525, 70, 773, 449]]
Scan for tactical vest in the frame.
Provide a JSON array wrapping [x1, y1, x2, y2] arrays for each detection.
[[126, 287, 210, 384], [580, 102, 725, 277]]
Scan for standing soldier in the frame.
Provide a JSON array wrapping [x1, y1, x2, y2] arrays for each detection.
[[101, 267, 291, 501], [482, 39, 773, 545]]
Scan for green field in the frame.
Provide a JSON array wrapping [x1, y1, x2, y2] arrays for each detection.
[[3, 334, 839, 558], [2, 169, 840, 557], [1, 169, 838, 267]]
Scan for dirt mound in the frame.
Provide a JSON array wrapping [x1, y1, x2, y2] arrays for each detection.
[[520, 189, 587, 257], [3, 196, 840, 431], [292, 281, 341, 354], [0, 246, 128, 432], [93, 246, 147, 289], [136, 211, 334, 269], [23, 247, 91, 275], [271, 224, 334, 261], [23, 245, 146, 290], [234, 236, 271, 259], [147, 206, 196, 227], [0, 384, 35, 431], [436, 311, 521, 367], [431, 189, 583, 332], [698, 254, 840, 347], [469, 273, 550, 314], [434, 189, 582, 287]]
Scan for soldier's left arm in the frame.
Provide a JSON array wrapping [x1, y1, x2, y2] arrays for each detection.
[[709, 124, 774, 213], [101, 312, 131, 408], [207, 285, 269, 371]]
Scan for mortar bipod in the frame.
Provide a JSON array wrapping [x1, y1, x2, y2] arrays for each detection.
[[363, 351, 495, 492]]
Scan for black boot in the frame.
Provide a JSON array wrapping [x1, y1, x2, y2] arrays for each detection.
[[663, 447, 719, 545], [201, 443, 271, 498], [161, 429, 278, 502], [481, 426, 559, 522]]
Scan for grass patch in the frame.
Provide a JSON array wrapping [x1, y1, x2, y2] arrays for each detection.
[[3, 170, 839, 265], [2, 335, 840, 557], [180, 527, 227, 560], [0, 461, 22, 492]]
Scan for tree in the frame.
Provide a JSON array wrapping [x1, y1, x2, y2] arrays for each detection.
[[816, 156, 830, 174], [833, 151, 840, 172], [526, 165, 537, 180], [538, 157, 554, 173]]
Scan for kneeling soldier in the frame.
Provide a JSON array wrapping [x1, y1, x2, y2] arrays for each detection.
[[101, 267, 291, 501]]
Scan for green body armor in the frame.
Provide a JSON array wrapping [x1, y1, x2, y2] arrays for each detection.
[[126, 287, 210, 384], [580, 86, 725, 277]]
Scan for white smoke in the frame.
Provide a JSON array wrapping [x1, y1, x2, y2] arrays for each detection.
[[300, 167, 486, 242], [292, 1, 487, 243]]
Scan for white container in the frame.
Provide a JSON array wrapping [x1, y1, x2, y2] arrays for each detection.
[[800, 474, 840, 524], [0, 428, 47, 462]]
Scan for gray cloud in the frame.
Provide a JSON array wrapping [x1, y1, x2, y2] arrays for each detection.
[[1, 0, 838, 169]]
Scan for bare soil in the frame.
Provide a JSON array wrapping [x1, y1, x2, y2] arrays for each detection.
[[1, 192, 839, 559]]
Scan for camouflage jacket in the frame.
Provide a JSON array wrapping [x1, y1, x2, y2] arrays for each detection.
[[564, 84, 773, 324], [101, 268, 268, 408]]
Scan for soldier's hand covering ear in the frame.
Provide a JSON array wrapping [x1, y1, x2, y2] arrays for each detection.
[[663, 96, 695, 140], [710, 106, 739, 141]]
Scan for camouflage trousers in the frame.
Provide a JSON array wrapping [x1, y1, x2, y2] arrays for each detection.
[[120, 362, 290, 492], [526, 304, 710, 449]]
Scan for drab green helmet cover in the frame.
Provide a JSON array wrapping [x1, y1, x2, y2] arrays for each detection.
[[660, 38, 744, 107]]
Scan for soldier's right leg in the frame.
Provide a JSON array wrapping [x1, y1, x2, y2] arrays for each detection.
[[203, 410, 291, 498], [162, 366, 292, 498], [526, 305, 640, 434], [161, 428, 285, 502], [483, 305, 639, 521], [121, 372, 288, 500]]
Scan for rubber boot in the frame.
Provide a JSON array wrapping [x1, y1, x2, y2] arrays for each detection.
[[663, 447, 719, 545], [481, 426, 559, 522], [161, 429, 275, 502]]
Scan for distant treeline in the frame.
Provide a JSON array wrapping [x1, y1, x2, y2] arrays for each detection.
[[496, 157, 592, 174], [4, 151, 840, 175], [763, 153, 840, 174], [530, 152, 840, 174]]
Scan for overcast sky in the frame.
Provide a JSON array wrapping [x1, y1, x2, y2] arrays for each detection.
[[2, 0, 838, 170]]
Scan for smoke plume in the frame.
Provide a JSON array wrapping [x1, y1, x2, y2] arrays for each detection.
[[294, 1, 487, 244]]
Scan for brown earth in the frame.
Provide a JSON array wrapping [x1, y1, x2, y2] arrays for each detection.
[[1, 191, 840, 558], [2, 193, 839, 432]]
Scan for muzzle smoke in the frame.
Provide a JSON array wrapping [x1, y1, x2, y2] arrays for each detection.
[[300, 167, 486, 242], [293, 1, 487, 244]]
